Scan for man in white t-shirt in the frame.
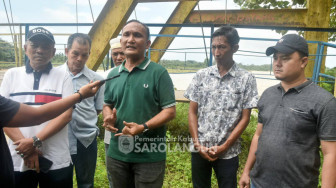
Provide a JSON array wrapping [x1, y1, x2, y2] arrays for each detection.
[[1, 27, 74, 188]]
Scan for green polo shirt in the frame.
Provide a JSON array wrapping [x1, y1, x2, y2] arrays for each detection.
[[104, 57, 176, 163]]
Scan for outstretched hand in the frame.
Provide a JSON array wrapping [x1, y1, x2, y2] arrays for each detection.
[[115, 121, 144, 137], [103, 108, 118, 133], [79, 80, 101, 99]]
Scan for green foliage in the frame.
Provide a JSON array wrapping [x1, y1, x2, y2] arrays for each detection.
[[77, 105, 324, 187], [94, 138, 109, 187], [97, 114, 105, 140], [0, 38, 15, 62], [320, 67, 336, 94], [238, 110, 258, 176], [234, 0, 305, 9], [158, 59, 207, 72], [166, 103, 190, 139], [158, 59, 272, 73], [233, 0, 336, 41], [237, 63, 272, 71], [90, 104, 259, 188], [51, 53, 67, 66]]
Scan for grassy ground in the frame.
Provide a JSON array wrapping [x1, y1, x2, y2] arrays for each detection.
[[75, 103, 258, 188], [74, 103, 322, 188]]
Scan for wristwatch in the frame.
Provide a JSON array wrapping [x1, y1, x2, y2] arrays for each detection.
[[142, 123, 149, 133], [32, 136, 42, 148]]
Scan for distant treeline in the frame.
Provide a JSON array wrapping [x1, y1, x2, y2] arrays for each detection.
[[158, 59, 272, 71], [236, 63, 272, 71], [158, 59, 207, 71], [0, 38, 16, 62]]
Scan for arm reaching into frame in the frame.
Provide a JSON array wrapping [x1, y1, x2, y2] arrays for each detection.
[[5, 80, 101, 127]]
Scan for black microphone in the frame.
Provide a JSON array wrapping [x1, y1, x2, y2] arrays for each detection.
[[99, 74, 120, 86]]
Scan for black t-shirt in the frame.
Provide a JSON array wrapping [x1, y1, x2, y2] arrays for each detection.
[[0, 95, 20, 188]]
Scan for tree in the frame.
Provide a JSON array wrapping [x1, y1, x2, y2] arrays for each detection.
[[233, 0, 336, 41], [0, 38, 15, 62]]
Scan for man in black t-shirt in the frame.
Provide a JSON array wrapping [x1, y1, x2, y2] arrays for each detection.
[[0, 81, 101, 188]]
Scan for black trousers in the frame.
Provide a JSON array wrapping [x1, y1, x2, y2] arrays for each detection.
[[14, 165, 73, 188], [191, 153, 239, 188]]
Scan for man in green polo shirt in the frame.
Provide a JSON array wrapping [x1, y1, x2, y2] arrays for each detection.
[[103, 19, 176, 188]]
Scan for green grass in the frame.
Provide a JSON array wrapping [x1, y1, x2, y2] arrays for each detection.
[[79, 103, 257, 188], [74, 104, 322, 188]]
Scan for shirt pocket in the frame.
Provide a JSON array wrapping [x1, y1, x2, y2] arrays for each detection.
[[286, 106, 316, 145], [227, 89, 243, 111]]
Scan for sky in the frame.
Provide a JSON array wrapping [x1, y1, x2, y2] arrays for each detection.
[[0, 0, 335, 68]]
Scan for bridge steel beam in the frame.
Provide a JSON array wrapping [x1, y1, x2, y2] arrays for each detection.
[[186, 9, 307, 27], [149, 0, 199, 63], [304, 0, 332, 78], [86, 0, 137, 71]]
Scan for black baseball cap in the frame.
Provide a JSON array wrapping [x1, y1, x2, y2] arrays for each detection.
[[266, 34, 308, 56], [26, 27, 55, 44]]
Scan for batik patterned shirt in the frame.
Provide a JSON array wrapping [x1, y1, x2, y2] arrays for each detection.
[[184, 63, 258, 159]]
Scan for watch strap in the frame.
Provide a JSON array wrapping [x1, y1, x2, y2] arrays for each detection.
[[142, 123, 149, 133]]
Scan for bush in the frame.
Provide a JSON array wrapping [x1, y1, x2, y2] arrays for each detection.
[[166, 102, 190, 139]]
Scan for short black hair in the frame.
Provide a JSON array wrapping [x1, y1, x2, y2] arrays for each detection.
[[67, 33, 92, 50], [297, 50, 308, 58], [212, 26, 240, 47], [123, 19, 150, 40]]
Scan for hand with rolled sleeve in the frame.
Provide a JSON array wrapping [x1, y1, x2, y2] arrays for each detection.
[[115, 121, 145, 136], [103, 107, 118, 133]]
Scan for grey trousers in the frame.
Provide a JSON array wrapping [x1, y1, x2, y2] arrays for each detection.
[[106, 157, 165, 188]]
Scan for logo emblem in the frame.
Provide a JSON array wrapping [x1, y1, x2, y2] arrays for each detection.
[[118, 135, 134, 154], [143, 84, 149, 88]]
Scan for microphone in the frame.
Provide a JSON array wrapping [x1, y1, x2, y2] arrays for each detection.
[[99, 75, 120, 86]]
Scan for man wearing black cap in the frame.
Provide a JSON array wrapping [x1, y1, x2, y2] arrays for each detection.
[[1, 27, 74, 187], [239, 34, 336, 188]]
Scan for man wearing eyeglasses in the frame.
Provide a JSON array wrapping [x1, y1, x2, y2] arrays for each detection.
[[184, 26, 258, 188]]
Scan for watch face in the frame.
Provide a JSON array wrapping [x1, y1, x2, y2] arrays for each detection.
[[33, 137, 42, 147], [35, 140, 42, 147]]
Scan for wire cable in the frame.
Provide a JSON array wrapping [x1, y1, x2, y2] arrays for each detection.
[[197, 3, 209, 66], [2, 0, 15, 52], [76, 0, 78, 32], [8, 0, 15, 35], [88, 0, 95, 23]]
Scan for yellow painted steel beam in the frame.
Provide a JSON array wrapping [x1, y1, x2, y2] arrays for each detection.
[[87, 0, 137, 71], [149, 1, 199, 63], [304, 0, 331, 78], [186, 9, 307, 27]]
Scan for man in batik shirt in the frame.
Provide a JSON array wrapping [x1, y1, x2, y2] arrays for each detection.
[[184, 26, 258, 188]]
